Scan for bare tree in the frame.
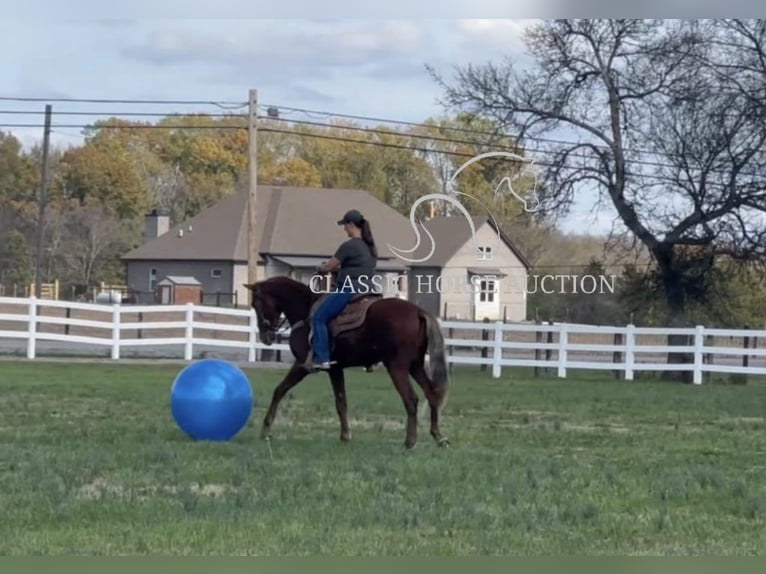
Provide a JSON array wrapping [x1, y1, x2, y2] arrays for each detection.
[[430, 19, 766, 380], [50, 201, 135, 287]]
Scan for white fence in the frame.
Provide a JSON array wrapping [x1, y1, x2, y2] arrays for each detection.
[[2, 296, 766, 384]]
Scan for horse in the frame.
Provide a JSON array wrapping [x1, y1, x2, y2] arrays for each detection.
[[243, 276, 450, 449]]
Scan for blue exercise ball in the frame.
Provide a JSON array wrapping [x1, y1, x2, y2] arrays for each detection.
[[170, 359, 254, 441]]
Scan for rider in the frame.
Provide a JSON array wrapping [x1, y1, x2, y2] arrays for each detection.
[[311, 209, 378, 371]]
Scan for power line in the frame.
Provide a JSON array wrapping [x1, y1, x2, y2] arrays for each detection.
[[4, 106, 763, 178], [259, 102, 681, 162], [258, 125, 559, 165], [0, 95, 247, 108], [2, 95, 763, 171], [2, 120, 757, 187], [0, 123, 245, 130], [0, 110, 245, 119], [259, 114, 732, 174], [0, 99, 718, 164], [258, 126, 755, 186]]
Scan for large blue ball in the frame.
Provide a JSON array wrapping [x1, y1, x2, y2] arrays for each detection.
[[170, 359, 254, 441]]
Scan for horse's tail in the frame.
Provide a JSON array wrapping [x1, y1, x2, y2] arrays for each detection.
[[421, 310, 450, 408]]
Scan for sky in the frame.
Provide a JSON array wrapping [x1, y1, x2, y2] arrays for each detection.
[[0, 19, 617, 235]]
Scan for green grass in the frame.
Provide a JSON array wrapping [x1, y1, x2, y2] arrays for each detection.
[[0, 361, 765, 556]]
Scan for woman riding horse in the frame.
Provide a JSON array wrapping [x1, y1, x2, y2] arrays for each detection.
[[311, 209, 378, 371]]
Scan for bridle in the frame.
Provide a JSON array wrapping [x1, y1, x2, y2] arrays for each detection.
[[253, 282, 314, 338], [252, 288, 304, 337], [259, 314, 290, 337]]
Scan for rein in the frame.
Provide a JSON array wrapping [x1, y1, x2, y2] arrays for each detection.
[[257, 280, 317, 336]]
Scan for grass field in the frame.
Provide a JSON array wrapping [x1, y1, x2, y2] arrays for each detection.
[[0, 360, 765, 556]]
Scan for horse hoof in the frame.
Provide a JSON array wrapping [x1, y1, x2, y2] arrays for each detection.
[[261, 431, 272, 441], [340, 433, 351, 443], [438, 438, 451, 448], [404, 440, 416, 449]]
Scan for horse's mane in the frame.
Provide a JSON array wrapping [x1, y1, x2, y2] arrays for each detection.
[[258, 275, 318, 302]]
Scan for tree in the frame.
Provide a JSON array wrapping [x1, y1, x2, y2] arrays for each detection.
[[0, 229, 32, 287], [59, 138, 149, 219], [46, 200, 136, 287], [291, 120, 438, 214], [411, 114, 540, 224], [259, 155, 322, 187], [432, 19, 766, 380], [0, 131, 37, 236]]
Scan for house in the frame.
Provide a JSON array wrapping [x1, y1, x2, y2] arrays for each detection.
[[121, 186, 414, 306], [405, 216, 532, 322]]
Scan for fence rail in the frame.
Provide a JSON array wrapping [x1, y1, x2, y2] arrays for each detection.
[[1, 296, 765, 384]]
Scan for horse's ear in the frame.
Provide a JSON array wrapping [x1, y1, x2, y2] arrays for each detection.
[[243, 283, 256, 291]]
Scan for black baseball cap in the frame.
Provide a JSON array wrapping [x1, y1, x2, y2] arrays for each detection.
[[337, 209, 365, 225]]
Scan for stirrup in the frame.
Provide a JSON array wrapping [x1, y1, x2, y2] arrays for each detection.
[[313, 360, 336, 371]]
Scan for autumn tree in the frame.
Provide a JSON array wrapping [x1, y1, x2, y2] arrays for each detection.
[[0, 229, 32, 287], [432, 19, 766, 380], [0, 131, 37, 235], [59, 132, 149, 219], [289, 121, 438, 213]]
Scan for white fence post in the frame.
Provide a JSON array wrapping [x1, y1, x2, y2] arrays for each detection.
[[248, 308, 257, 363], [111, 303, 121, 360], [27, 296, 37, 359], [491, 321, 503, 378], [693, 324, 704, 384], [625, 324, 635, 381], [184, 303, 194, 361], [557, 324, 568, 378]]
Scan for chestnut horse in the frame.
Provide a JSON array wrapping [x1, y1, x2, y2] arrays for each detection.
[[244, 276, 450, 449]]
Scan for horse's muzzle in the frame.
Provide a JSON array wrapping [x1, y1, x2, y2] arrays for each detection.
[[260, 330, 275, 345]]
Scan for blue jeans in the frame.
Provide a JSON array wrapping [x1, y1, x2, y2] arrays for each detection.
[[311, 291, 355, 363]]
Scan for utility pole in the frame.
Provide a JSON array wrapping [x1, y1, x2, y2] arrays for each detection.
[[34, 104, 52, 299], [247, 89, 259, 285]]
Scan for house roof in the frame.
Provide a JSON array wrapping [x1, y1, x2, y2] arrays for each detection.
[[269, 255, 407, 272], [157, 276, 202, 286], [407, 216, 532, 270], [121, 185, 418, 263]]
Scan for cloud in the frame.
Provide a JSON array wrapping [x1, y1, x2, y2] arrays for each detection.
[[124, 20, 426, 79], [121, 20, 440, 109], [453, 19, 531, 60], [281, 85, 341, 105]]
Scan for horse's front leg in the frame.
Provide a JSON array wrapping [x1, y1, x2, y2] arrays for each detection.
[[328, 365, 351, 442], [261, 362, 309, 440]]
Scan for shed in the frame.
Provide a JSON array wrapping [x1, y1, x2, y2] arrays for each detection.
[[156, 276, 202, 305]]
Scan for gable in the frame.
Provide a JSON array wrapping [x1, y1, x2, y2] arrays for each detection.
[[406, 215, 531, 270], [445, 221, 529, 271]]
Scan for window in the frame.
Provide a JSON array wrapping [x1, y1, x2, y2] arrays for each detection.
[[210, 268, 222, 278], [478, 246, 494, 261], [149, 268, 157, 290], [479, 279, 496, 303]]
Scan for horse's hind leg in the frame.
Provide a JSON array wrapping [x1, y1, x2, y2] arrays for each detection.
[[261, 362, 308, 440], [410, 361, 450, 447], [328, 366, 351, 442], [384, 360, 419, 449]]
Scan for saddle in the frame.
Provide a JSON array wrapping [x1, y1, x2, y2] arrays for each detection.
[[299, 292, 382, 368], [309, 292, 382, 339]]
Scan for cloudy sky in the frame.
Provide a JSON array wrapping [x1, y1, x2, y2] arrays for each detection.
[[0, 19, 615, 234]]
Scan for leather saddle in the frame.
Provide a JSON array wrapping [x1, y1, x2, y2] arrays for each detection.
[[309, 292, 382, 339]]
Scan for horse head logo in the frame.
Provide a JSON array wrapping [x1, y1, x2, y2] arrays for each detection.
[[386, 151, 540, 263]]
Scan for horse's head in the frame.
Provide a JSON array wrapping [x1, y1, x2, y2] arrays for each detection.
[[243, 280, 283, 345], [244, 276, 316, 345]]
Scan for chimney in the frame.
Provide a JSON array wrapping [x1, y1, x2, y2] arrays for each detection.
[[145, 209, 170, 241]]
